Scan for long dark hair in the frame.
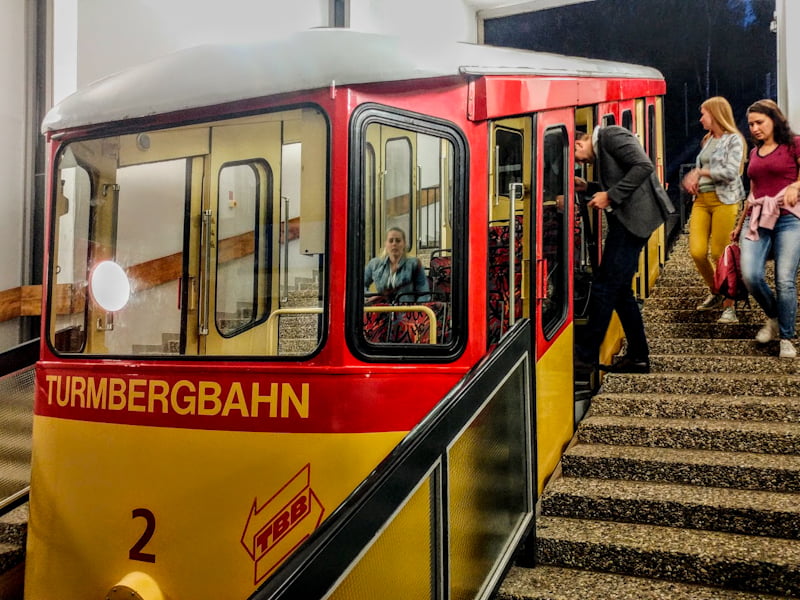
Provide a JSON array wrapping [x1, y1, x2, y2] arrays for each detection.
[[747, 99, 797, 146]]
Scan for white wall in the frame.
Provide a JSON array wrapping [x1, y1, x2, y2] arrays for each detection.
[[777, 0, 800, 129], [0, 0, 28, 347], [65, 0, 479, 91], [74, 0, 328, 89]]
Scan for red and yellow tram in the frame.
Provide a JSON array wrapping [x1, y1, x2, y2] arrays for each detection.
[[26, 29, 667, 599]]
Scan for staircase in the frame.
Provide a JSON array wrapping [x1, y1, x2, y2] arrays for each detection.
[[495, 234, 800, 599]]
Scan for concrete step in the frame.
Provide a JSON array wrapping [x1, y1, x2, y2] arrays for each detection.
[[643, 296, 752, 311], [540, 476, 800, 539], [647, 353, 800, 375], [577, 414, 800, 454], [535, 515, 800, 596], [495, 565, 787, 600], [642, 307, 772, 325], [648, 337, 777, 356], [600, 371, 800, 396], [645, 321, 764, 338], [648, 284, 709, 298], [561, 442, 800, 492], [590, 392, 800, 422]]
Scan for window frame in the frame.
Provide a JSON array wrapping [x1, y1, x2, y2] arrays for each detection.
[[346, 104, 468, 362]]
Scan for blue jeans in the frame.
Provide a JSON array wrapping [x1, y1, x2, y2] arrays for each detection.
[[739, 214, 800, 339], [578, 218, 649, 363]]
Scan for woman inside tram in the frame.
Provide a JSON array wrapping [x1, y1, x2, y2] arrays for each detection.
[[364, 227, 430, 303]]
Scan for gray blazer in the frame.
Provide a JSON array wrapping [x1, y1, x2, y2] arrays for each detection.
[[589, 126, 675, 239]]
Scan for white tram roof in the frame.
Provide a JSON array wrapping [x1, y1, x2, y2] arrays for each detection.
[[42, 28, 663, 133]]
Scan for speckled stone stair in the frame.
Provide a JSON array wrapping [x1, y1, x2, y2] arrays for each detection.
[[494, 233, 800, 599], [499, 565, 787, 600]]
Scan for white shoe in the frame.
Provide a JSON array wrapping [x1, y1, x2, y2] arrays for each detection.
[[697, 293, 723, 310], [717, 307, 738, 324], [780, 339, 797, 358], [756, 318, 779, 344]]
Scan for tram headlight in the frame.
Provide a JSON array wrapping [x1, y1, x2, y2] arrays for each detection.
[[89, 260, 131, 312]]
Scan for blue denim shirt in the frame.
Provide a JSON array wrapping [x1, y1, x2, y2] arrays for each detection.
[[364, 255, 430, 302]]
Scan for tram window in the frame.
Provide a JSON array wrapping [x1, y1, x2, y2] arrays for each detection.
[[357, 118, 462, 352], [647, 105, 657, 163], [541, 126, 569, 335], [47, 107, 328, 358], [52, 157, 91, 352], [602, 114, 615, 127], [622, 110, 633, 131], [215, 161, 271, 337], [496, 129, 523, 197]]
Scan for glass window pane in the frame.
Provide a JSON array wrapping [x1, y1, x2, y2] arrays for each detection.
[[362, 123, 456, 348], [48, 108, 328, 358], [541, 127, 568, 334], [496, 129, 523, 197], [215, 162, 269, 336]]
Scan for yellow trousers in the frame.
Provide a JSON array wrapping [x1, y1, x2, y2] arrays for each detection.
[[688, 191, 739, 290]]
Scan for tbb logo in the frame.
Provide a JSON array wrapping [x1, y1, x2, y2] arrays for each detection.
[[241, 464, 325, 584]]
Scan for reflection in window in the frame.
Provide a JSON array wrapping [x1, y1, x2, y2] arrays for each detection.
[[541, 126, 568, 335], [215, 161, 271, 336], [384, 138, 412, 247]]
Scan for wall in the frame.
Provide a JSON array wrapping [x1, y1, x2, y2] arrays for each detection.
[[0, 0, 29, 348], [778, 0, 800, 127], [67, 0, 477, 90]]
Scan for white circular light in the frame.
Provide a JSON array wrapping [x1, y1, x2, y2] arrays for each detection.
[[89, 260, 131, 312]]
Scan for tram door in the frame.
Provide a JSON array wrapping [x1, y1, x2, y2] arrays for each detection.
[[198, 109, 327, 357], [199, 119, 282, 355]]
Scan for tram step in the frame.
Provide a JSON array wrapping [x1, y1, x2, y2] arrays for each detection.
[[561, 443, 800, 492], [540, 476, 800, 539], [577, 415, 800, 454], [590, 392, 800, 422], [534, 515, 800, 596], [645, 353, 800, 375], [494, 564, 785, 600], [599, 371, 800, 396]]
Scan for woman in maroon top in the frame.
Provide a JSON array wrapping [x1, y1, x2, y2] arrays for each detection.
[[732, 99, 800, 358]]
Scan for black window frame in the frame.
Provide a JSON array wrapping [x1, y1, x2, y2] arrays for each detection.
[[347, 104, 468, 362]]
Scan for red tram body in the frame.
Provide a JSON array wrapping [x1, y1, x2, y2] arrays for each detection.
[[26, 30, 666, 599]]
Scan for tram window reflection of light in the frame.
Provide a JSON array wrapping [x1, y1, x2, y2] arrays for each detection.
[[89, 260, 131, 312]]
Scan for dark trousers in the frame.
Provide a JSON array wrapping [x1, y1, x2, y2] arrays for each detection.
[[579, 218, 649, 363]]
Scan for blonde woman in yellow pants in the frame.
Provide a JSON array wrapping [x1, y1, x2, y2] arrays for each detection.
[[682, 96, 746, 323]]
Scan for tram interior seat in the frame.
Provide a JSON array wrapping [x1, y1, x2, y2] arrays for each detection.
[[488, 217, 523, 343]]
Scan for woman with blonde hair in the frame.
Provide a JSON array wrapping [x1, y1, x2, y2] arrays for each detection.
[[682, 96, 746, 323]]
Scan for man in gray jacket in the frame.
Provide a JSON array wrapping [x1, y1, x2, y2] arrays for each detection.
[[574, 125, 674, 373]]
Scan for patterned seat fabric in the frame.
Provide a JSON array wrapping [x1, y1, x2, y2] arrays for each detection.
[[488, 216, 523, 344]]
